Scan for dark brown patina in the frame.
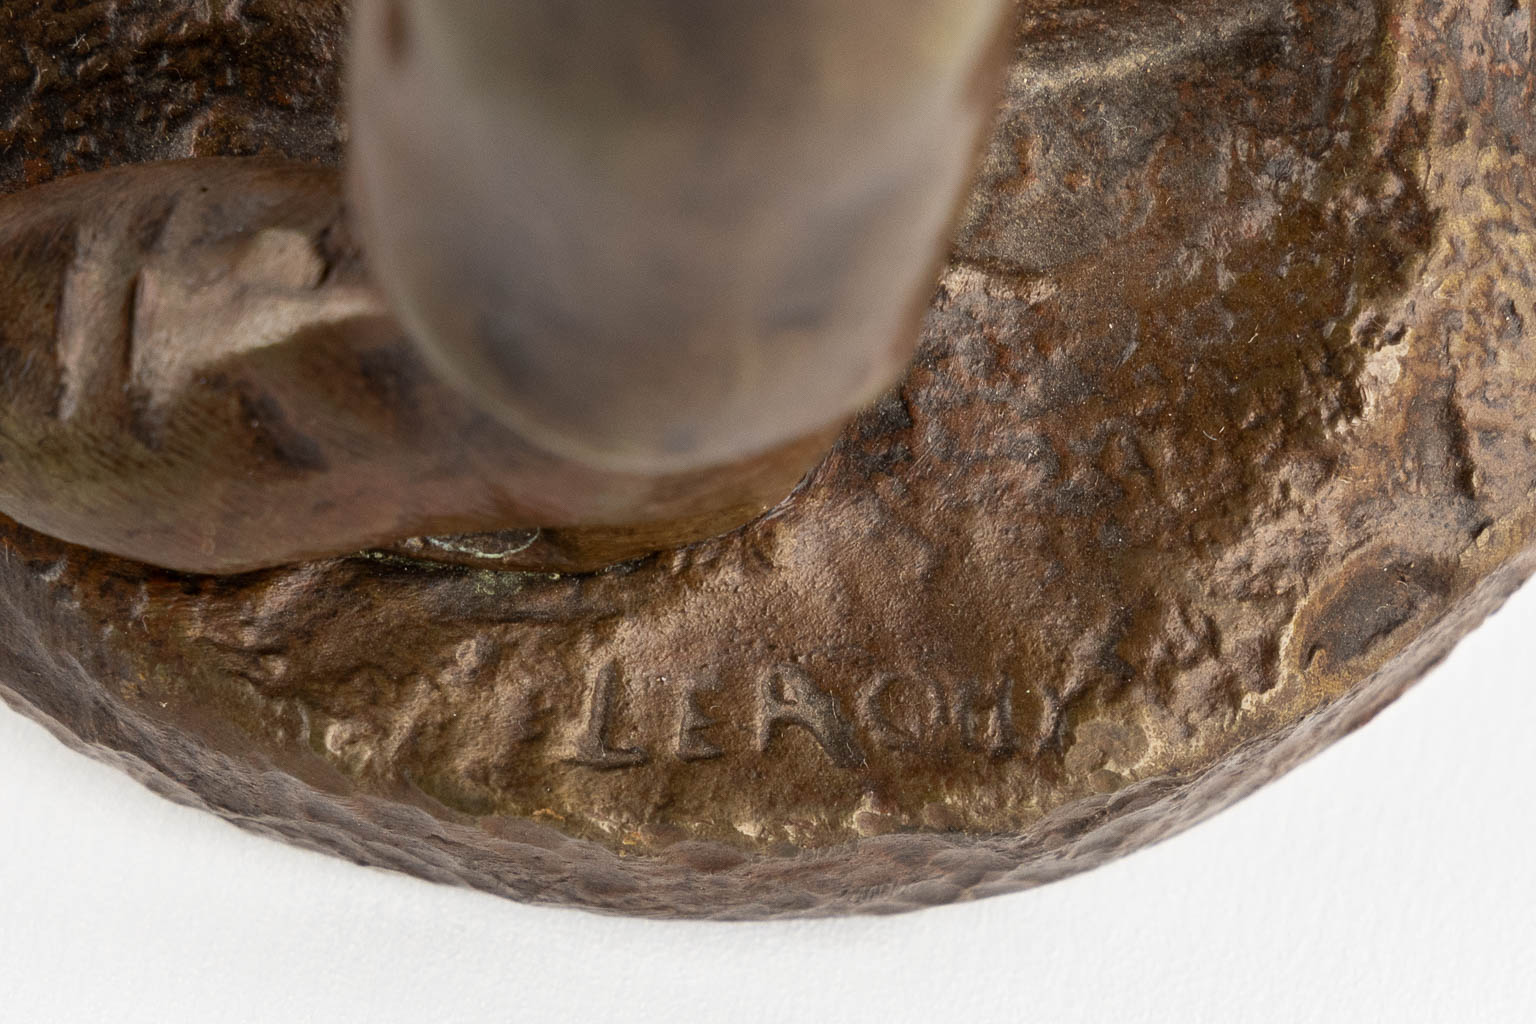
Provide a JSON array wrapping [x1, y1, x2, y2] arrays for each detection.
[[0, 0, 1533, 917]]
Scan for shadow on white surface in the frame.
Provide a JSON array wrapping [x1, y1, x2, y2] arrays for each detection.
[[2, 584, 1534, 1024]]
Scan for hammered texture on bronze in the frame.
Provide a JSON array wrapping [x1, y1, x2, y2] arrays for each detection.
[[3, 0, 1536, 917]]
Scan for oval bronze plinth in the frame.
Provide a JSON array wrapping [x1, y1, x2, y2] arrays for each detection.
[[1, 0, 1533, 917]]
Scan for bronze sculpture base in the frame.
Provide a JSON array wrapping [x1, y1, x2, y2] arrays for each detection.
[[2, 0, 1534, 916]]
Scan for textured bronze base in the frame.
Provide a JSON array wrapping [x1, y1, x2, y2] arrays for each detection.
[[2, 0, 1534, 917]]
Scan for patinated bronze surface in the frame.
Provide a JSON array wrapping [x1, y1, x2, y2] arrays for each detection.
[[0, 159, 849, 574], [0, 1, 1016, 575], [2, 0, 1534, 917], [348, 0, 1014, 477]]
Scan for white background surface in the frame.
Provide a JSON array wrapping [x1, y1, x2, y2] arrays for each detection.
[[2, 585, 1534, 1023]]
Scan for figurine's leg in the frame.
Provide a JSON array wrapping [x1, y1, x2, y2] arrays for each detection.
[[0, 159, 827, 574], [348, 0, 1012, 475], [0, 0, 1014, 574]]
